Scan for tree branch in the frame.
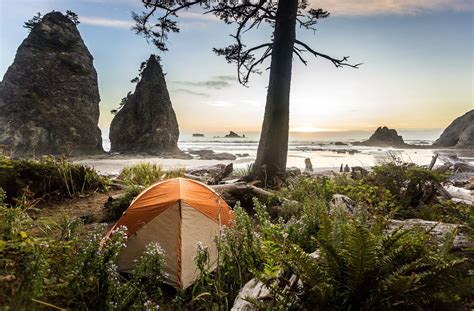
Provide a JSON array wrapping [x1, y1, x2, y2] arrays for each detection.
[[293, 48, 308, 65], [295, 40, 362, 68]]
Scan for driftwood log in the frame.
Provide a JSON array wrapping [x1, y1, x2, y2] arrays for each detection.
[[185, 163, 234, 185], [387, 219, 471, 252], [211, 182, 279, 210], [428, 154, 453, 200], [439, 154, 474, 173]]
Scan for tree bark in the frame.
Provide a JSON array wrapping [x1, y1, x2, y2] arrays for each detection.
[[251, 0, 298, 185]]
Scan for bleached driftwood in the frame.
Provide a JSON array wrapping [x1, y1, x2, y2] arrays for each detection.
[[185, 163, 234, 185], [231, 251, 320, 311], [211, 182, 277, 207], [443, 185, 473, 204], [386, 219, 471, 251], [231, 278, 272, 311]]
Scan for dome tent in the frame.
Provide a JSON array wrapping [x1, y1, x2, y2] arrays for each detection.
[[105, 177, 235, 289]]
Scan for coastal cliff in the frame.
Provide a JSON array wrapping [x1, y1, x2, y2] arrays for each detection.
[[434, 110, 473, 148]]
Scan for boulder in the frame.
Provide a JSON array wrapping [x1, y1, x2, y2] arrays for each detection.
[[109, 55, 180, 154], [354, 126, 406, 147], [188, 149, 215, 157], [189, 149, 237, 160], [200, 152, 236, 161], [0, 11, 103, 157], [433, 110, 473, 148]]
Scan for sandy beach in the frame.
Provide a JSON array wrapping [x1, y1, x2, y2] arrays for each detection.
[[73, 144, 474, 176]]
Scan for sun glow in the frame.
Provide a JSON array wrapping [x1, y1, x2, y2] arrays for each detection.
[[290, 126, 343, 133]]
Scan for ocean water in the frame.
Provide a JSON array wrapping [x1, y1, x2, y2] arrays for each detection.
[[98, 128, 474, 170]]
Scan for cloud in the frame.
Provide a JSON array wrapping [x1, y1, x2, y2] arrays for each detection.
[[80, 16, 134, 29], [204, 100, 234, 107], [174, 75, 236, 89], [175, 80, 231, 89], [80, 13, 214, 30], [310, 0, 474, 16], [214, 75, 237, 82], [173, 89, 210, 97]]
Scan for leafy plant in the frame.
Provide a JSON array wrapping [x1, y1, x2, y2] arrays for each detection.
[[111, 91, 132, 115], [118, 163, 185, 187], [0, 199, 167, 310], [65, 10, 80, 25], [280, 209, 470, 310], [371, 160, 447, 209], [0, 156, 109, 203], [23, 12, 42, 31]]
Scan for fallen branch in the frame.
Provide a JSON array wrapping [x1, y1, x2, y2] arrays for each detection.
[[211, 182, 277, 207]]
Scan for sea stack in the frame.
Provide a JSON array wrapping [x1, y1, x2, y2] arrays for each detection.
[[109, 55, 180, 154], [433, 110, 473, 148], [355, 126, 406, 147], [0, 11, 103, 157]]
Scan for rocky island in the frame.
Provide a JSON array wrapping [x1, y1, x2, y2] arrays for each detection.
[[0, 11, 103, 157], [224, 131, 244, 138], [354, 126, 407, 147]]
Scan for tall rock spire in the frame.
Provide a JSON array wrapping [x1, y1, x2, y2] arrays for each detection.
[[0, 11, 103, 157], [109, 55, 180, 154]]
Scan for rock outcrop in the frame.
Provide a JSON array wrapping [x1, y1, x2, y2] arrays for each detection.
[[109, 55, 180, 154], [355, 126, 406, 147], [433, 110, 473, 148], [188, 149, 237, 160], [0, 11, 103, 157], [225, 131, 242, 138]]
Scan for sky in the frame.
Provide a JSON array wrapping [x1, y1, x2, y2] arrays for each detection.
[[0, 0, 473, 134]]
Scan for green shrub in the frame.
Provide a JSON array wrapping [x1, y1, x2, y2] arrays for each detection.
[[371, 161, 447, 209], [246, 202, 471, 310], [0, 199, 167, 309], [118, 163, 185, 187], [0, 156, 109, 203], [233, 164, 253, 178], [279, 175, 336, 204], [279, 160, 458, 222]]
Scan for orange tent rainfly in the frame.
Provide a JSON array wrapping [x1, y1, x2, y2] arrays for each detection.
[[104, 177, 235, 289]]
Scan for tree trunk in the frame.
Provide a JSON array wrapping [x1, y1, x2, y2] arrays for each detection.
[[251, 0, 298, 185]]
